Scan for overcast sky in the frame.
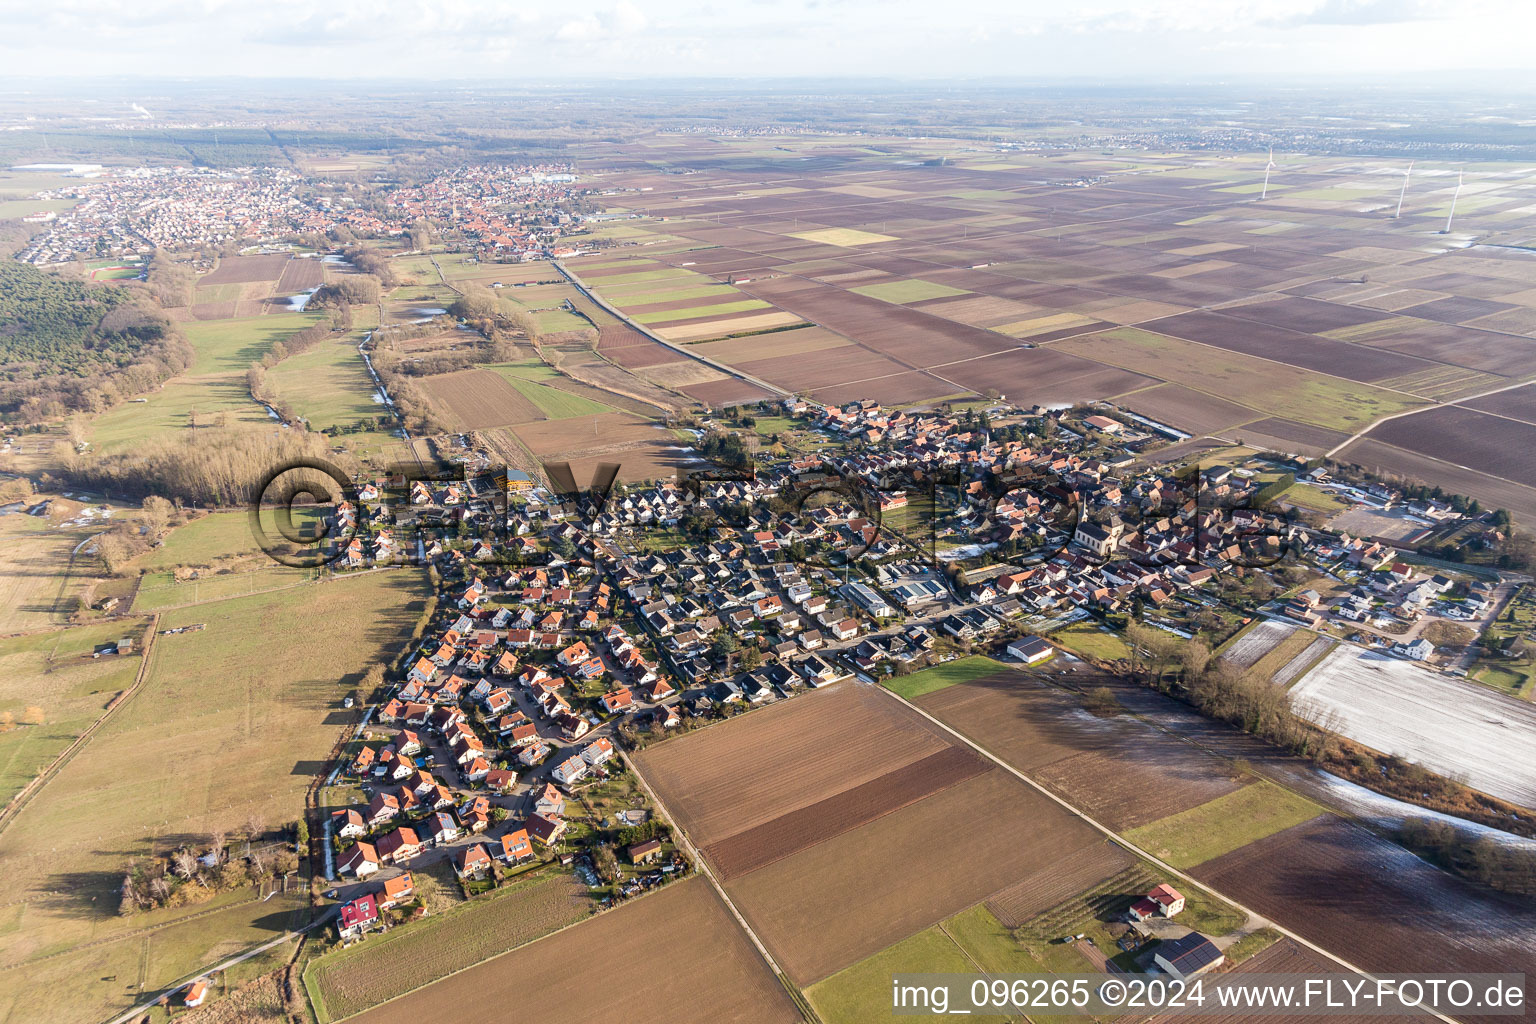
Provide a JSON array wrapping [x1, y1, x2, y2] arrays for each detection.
[[1, 0, 1532, 81]]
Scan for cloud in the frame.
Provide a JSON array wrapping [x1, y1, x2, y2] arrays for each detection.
[[1264, 0, 1447, 27], [555, 1, 649, 43]]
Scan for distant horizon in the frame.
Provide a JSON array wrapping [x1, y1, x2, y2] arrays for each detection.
[[2, 70, 1535, 90]]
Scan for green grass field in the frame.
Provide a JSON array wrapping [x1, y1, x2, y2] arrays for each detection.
[[808, 912, 1014, 1024], [87, 312, 339, 452], [531, 306, 589, 332], [88, 379, 276, 452], [1124, 781, 1324, 869], [0, 891, 307, 1024], [633, 299, 770, 324], [131, 565, 322, 611], [487, 365, 615, 420], [264, 334, 386, 431], [0, 570, 427, 981], [578, 266, 695, 288], [850, 279, 971, 304], [883, 655, 1009, 700], [182, 313, 326, 376], [1051, 621, 1133, 662], [136, 508, 327, 570], [193, 282, 245, 305], [610, 284, 740, 307], [1278, 482, 1352, 513]]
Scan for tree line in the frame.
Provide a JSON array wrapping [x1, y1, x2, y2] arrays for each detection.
[[58, 424, 356, 507]]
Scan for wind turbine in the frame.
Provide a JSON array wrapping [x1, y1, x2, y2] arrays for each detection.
[[1260, 147, 1276, 200], [1394, 161, 1413, 219], [1443, 169, 1464, 234]]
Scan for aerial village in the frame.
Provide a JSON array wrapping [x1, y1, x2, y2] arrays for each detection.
[[312, 392, 1516, 946]]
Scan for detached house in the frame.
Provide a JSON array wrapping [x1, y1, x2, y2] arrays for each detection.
[[339, 841, 380, 879], [500, 828, 533, 864]]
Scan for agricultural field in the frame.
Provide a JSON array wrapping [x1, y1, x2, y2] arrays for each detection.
[[636, 680, 1124, 985], [1368, 404, 1536, 495], [564, 148, 1536, 519], [0, 570, 426, 973], [1193, 815, 1536, 982], [0, 891, 308, 1024], [485, 361, 616, 419], [130, 565, 321, 612], [1220, 619, 1297, 669], [1336, 436, 1536, 527], [348, 876, 800, 1024], [807, 910, 1017, 1024], [1289, 645, 1536, 807], [134, 508, 329, 571], [0, 619, 148, 805], [634, 681, 958, 847], [1054, 328, 1421, 432], [505, 410, 695, 483], [1123, 781, 1325, 869], [87, 311, 328, 452], [308, 870, 593, 1021], [419, 368, 544, 429], [915, 670, 1250, 830], [191, 255, 296, 318], [262, 333, 388, 433], [725, 768, 1126, 985]]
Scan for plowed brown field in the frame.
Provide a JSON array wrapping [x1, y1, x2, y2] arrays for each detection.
[[916, 672, 1246, 829], [352, 877, 800, 1024], [420, 369, 543, 429], [1193, 815, 1536, 997], [726, 768, 1126, 985], [703, 745, 989, 880]]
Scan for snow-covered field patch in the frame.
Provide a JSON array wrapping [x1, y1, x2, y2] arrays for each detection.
[[1291, 646, 1536, 807]]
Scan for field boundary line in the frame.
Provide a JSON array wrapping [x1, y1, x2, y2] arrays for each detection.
[[0, 614, 159, 838], [555, 262, 792, 398], [875, 683, 1464, 1024], [0, 889, 274, 973], [316, 869, 696, 1024], [619, 748, 814, 1018]]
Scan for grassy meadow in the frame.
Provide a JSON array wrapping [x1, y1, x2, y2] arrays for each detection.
[[0, 569, 427, 982]]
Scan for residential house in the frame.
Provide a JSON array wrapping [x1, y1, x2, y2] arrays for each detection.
[[377, 872, 415, 911], [337, 893, 379, 940], [338, 841, 380, 878], [453, 843, 494, 881], [500, 828, 533, 864], [527, 812, 567, 847]]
